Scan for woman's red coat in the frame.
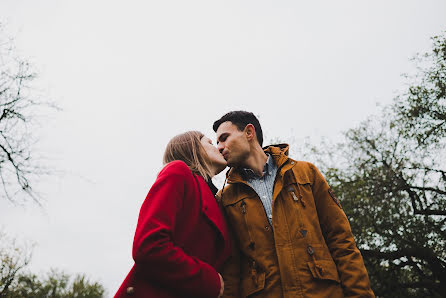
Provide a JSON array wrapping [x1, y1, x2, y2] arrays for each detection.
[[115, 161, 231, 298]]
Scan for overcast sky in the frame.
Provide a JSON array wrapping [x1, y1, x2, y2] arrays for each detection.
[[1, 1, 446, 296]]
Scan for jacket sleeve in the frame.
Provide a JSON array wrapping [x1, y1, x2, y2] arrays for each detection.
[[310, 163, 375, 298], [132, 162, 221, 298], [217, 191, 242, 298]]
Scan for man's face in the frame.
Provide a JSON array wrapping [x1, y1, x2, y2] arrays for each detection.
[[216, 121, 250, 167]]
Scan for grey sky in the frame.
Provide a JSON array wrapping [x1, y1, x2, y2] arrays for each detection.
[[1, 1, 446, 296]]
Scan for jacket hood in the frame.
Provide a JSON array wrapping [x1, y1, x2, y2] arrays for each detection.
[[263, 143, 290, 156]]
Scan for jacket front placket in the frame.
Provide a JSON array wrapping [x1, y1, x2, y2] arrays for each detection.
[[269, 157, 307, 297]]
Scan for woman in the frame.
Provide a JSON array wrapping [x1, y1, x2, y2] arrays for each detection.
[[115, 131, 231, 298]]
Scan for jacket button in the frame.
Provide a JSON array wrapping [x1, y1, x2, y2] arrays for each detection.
[[265, 226, 270, 231], [307, 245, 314, 255], [126, 287, 135, 295]]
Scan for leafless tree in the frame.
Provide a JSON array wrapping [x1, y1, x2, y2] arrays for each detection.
[[0, 24, 56, 203]]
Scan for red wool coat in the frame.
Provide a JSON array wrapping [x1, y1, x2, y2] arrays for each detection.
[[115, 161, 231, 298]]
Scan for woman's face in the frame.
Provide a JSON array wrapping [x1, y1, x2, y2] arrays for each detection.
[[201, 136, 227, 175]]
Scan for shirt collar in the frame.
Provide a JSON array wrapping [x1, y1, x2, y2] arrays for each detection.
[[242, 153, 274, 180]]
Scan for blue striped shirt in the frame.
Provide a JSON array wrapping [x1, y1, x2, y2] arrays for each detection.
[[242, 154, 278, 226]]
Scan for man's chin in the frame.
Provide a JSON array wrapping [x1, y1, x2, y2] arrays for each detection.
[[226, 160, 238, 168], [214, 164, 228, 175]]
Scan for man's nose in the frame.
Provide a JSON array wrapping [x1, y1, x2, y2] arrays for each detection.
[[217, 143, 224, 153]]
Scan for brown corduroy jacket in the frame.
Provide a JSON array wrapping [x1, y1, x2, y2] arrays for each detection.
[[218, 144, 374, 298]]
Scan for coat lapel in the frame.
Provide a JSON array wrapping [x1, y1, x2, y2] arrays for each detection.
[[195, 175, 230, 248]]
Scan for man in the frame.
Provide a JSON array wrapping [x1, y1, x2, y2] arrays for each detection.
[[213, 111, 374, 298]]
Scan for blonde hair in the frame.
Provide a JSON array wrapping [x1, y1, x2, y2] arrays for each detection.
[[163, 131, 213, 181]]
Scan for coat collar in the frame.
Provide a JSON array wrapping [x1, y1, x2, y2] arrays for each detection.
[[206, 179, 219, 196]]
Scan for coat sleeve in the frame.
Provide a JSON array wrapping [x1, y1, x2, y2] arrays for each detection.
[[132, 162, 221, 298], [217, 191, 242, 298], [310, 163, 375, 298]]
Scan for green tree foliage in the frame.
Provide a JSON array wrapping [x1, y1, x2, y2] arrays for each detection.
[[4, 270, 105, 298], [0, 232, 105, 298], [0, 231, 32, 296], [308, 32, 446, 297], [394, 33, 446, 146]]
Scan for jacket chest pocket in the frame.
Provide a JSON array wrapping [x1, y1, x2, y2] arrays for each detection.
[[283, 170, 314, 207], [223, 196, 259, 253], [282, 173, 320, 242]]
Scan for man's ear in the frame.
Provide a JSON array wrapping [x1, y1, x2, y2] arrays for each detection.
[[244, 124, 256, 142]]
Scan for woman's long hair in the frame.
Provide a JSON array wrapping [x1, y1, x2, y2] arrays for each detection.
[[163, 131, 213, 181]]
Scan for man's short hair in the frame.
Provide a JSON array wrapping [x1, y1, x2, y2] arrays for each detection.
[[213, 111, 263, 146]]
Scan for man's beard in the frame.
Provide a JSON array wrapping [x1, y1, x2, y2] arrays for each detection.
[[226, 150, 250, 168]]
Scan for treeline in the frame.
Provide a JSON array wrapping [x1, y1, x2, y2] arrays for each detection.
[[300, 32, 446, 297], [0, 232, 105, 298]]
